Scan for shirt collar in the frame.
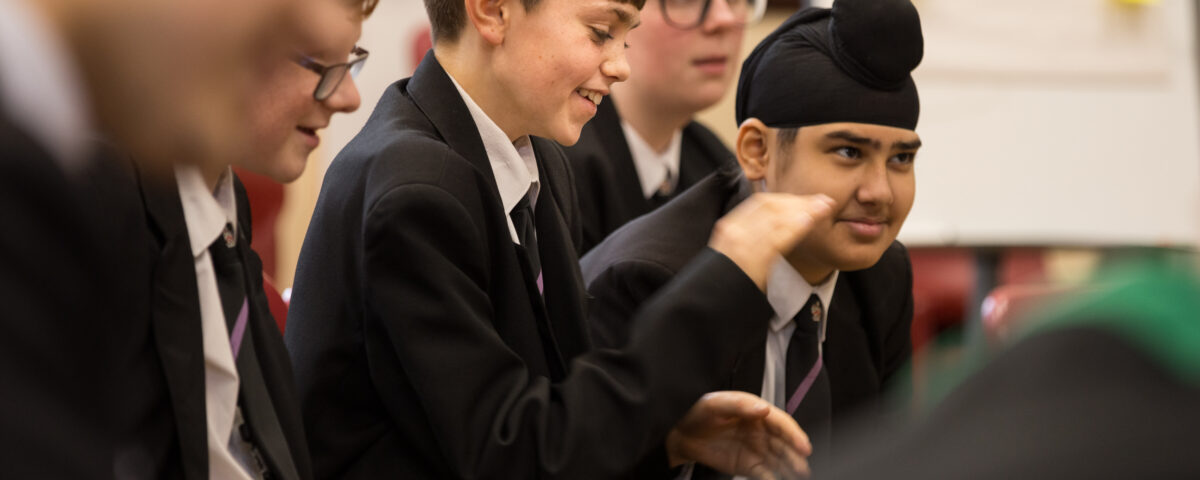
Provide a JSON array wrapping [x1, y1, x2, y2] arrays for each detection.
[[0, 0, 94, 174], [621, 120, 683, 199], [447, 74, 539, 214], [765, 256, 839, 333], [175, 164, 239, 258]]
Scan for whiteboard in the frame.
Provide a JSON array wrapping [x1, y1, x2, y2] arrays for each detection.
[[895, 0, 1200, 247]]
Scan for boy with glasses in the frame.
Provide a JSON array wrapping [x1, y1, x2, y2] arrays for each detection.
[[564, 0, 765, 254], [120, 0, 374, 478], [284, 0, 834, 477], [0, 0, 300, 476], [243, 42, 369, 183]]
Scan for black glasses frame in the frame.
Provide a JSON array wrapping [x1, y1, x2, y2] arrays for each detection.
[[294, 46, 369, 101], [660, 0, 766, 30]]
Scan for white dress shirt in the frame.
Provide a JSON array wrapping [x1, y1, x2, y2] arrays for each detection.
[[175, 165, 255, 480], [0, 0, 94, 173], [448, 75, 540, 244], [761, 259, 839, 411], [683, 260, 839, 480], [621, 121, 683, 199]]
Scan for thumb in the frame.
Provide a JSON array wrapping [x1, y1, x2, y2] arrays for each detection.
[[696, 391, 772, 421]]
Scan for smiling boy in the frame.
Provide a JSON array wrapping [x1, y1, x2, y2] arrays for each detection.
[[120, 0, 373, 478], [581, 0, 923, 476], [284, 0, 833, 477]]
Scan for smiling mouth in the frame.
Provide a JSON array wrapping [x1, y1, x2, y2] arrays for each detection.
[[841, 217, 888, 225], [694, 56, 727, 65], [839, 218, 889, 239], [575, 88, 603, 106]]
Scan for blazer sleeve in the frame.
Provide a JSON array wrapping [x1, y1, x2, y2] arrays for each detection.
[[585, 259, 678, 350], [361, 182, 773, 479]]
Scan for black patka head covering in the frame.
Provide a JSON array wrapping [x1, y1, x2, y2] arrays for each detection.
[[735, 0, 924, 130]]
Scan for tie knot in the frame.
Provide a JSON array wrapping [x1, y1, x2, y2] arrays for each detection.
[[803, 294, 823, 323], [208, 223, 241, 268], [213, 222, 237, 249], [657, 168, 674, 196]]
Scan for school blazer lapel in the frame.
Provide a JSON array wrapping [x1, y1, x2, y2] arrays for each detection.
[[137, 168, 209, 480], [532, 139, 590, 366]]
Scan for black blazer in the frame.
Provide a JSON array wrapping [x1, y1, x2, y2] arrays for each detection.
[[0, 116, 152, 479], [134, 166, 311, 480], [563, 99, 735, 253], [285, 53, 777, 479], [581, 167, 914, 475]]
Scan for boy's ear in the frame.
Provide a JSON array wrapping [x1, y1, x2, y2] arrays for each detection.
[[465, 0, 512, 45], [736, 118, 771, 183]]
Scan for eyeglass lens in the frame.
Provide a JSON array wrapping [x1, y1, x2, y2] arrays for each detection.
[[662, 0, 763, 28]]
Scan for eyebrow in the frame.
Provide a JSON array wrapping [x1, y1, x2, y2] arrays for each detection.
[[825, 130, 880, 149], [825, 130, 923, 151], [608, 6, 639, 28]]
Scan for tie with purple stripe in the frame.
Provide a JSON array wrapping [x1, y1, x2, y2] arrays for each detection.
[[785, 294, 831, 472], [208, 223, 249, 358], [207, 223, 271, 478]]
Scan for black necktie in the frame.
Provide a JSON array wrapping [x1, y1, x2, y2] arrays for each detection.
[[647, 169, 674, 209], [207, 223, 279, 479], [208, 223, 248, 340], [511, 188, 542, 293], [785, 294, 832, 472]]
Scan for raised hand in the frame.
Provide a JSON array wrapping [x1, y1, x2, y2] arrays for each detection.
[[708, 193, 835, 291], [666, 391, 812, 480]]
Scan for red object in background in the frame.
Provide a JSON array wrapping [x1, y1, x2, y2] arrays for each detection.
[[234, 167, 288, 333], [909, 248, 974, 351], [908, 247, 1047, 352], [412, 25, 432, 71], [997, 248, 1046, 286]]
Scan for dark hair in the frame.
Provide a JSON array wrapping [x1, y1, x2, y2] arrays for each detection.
[[773, 127, 800, 172], [776, 127, 799, 152], [424, 0, 645, 44]]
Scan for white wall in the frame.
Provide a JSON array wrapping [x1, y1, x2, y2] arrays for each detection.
[[898, 0, 1200, 247]]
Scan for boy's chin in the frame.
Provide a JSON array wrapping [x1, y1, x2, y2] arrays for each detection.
[[250, 151, 308, 184], [545, 124, 585, 147]]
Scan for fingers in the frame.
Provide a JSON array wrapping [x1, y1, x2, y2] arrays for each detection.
[[766, 427, 811, 479], [709, 193, 836, 290], [760, 405, 812, 457], [763, 193, 835, 253], [693, 391, 773, 422], [745, 434, 811, 480]]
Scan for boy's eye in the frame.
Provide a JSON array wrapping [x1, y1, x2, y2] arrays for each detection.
[[890, 152, 916, 165], [589, 26, 613, 45], [833, 146, 860, 159]]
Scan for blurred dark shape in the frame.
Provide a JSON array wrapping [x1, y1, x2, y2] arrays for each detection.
[[827, 256, 1200, 480], [0, 0, 306, 476]]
